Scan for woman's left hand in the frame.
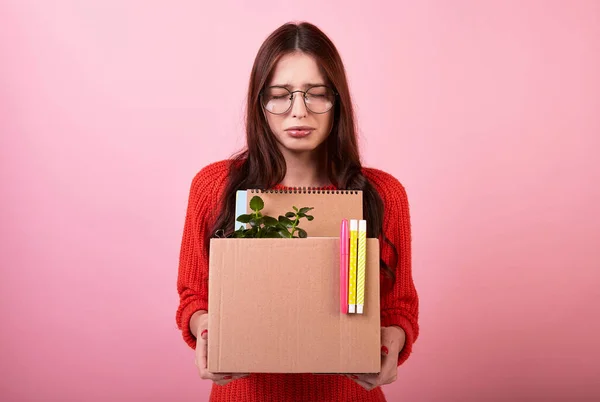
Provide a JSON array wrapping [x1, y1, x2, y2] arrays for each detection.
[[345, 325, 406, 391]]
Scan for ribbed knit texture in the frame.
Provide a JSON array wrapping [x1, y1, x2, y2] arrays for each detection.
[[176, 160, 419, 402]]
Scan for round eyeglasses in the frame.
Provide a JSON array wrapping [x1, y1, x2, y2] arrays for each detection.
[[260, 85, 338, 115]]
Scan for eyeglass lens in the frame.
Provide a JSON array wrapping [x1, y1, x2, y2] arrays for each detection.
[[263, 86, 335, 114]]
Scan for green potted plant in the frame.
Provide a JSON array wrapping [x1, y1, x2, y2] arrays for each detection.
[[232, 195, 314, 238]]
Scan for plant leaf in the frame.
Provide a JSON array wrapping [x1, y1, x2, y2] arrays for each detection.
[[233, 200, 315, 239], [236, 214, 253, 223], [249, 216, 263, 227], [278, 216, 294, 228], [262, 216, 278, 226], [249, 196, 264, 212], [260, 226, 276, 236], [278, 228, 291, 238]]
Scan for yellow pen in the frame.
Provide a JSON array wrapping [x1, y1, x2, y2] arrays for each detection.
[[356, 220, 367, 314], [348, 219, 358, 313]]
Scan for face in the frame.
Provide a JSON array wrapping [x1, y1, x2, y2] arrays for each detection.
[[262, 52, 335, 155]]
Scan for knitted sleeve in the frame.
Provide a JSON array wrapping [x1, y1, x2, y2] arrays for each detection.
[[366, 169, 420, 366], [175, 161, 229, 349]]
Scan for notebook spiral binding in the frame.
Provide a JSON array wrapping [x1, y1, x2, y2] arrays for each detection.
[[249, 188, 361, 194]]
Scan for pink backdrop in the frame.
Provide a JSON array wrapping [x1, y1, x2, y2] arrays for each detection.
[[1, 1, 599, 401]]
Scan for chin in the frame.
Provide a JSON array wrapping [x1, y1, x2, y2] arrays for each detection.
[[283, 144, 319, 154], [278, 134, 328, 154], [282, 139, 323, 153]]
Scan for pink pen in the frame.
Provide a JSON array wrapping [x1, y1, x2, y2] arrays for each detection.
[[340, 219, 349, 314]]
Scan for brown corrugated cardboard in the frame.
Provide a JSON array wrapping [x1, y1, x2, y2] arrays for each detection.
[[207, 237, 381, 373]]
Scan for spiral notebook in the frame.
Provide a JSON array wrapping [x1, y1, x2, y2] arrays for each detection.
[[235, 188, 363, 237]]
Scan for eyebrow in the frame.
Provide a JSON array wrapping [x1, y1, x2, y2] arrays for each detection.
[[268, 82, 327, 89]]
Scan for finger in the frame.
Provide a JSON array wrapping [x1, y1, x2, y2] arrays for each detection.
[[194, 331, 209, 368], [199, 370, 234, 382], [196, 368, 223, 381], [213, 373, 248, 386], [350, 376, 376, 391], [350, 373, 378, 383], [213, 378, 232, 386], [198, 371, 222, 381], [199, 329, 209, 369], [345, 374, 377, 390], [197, 368, 248, 381], [377, 348, 397, 386]]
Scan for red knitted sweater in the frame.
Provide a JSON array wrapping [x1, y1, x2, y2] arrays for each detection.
[[176, 160, 419, 402]]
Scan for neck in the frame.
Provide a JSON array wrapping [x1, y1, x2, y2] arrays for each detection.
[[278, 147, 330, 188]]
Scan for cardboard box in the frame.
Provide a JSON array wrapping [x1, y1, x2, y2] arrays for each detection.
[[207, 237, 381, 374]]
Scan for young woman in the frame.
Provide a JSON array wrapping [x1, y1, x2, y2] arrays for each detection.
[[176, 21, 419, 401]]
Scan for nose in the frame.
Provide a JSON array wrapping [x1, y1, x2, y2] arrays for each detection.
[[290, 92, 308, 118]]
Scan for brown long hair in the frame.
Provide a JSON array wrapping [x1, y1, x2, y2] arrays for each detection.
[[207, 21, 398, 281]]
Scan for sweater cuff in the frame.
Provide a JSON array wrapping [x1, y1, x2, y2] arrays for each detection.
[[179, 298, 208, 350], [381, 310, 415, 366]]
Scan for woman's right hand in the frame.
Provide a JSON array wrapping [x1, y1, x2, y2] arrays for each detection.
[[193, 311, 249, 385]]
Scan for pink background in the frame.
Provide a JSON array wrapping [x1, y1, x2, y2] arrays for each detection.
[[1, 1, 599, 401]]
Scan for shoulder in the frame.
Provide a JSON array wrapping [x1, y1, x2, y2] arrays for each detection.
[[361, 167, 411, 242], [191, 159, 233, 187], [361, 166, 409, 203], [187, 159, 235, 207]]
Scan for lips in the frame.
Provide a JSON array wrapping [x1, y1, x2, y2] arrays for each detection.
[[285, 126, 314, 138]]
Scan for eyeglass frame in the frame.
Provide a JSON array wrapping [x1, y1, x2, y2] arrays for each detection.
[[259, 84, 339, 115]]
